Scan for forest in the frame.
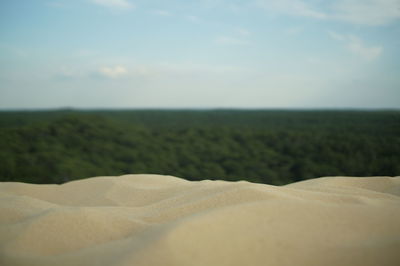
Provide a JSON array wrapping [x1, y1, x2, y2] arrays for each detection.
[[0, 109, 399, 185]]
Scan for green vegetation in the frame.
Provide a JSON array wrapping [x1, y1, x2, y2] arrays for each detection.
[[0, 109, 399, 185]]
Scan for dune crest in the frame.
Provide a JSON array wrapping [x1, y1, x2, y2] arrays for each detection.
[[1, 175, 400, 266]]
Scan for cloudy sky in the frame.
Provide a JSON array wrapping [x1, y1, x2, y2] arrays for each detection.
[[0, 0, 399, 109]]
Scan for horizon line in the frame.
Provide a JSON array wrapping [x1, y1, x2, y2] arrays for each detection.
[[1, 107, 400, 112]]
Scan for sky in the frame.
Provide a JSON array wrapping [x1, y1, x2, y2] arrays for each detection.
[[0, 0, 399, 109]]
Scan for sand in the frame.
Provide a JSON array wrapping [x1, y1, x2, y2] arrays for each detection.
[[1, 175, 399, 266]]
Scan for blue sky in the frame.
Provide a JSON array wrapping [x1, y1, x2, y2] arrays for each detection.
[[0, 0, 399, 109]]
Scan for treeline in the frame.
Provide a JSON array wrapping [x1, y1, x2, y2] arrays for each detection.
[[0, 110, 399, 185]]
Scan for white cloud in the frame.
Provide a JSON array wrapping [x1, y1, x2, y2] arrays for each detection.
[[256, 0, 400, 26], [347, 36, 383, 61], [331, 0, 400, 26], [214, 28, 252, 46], [152, 10, 172, 16], [200, 0, 225, 9], [153, 62, 247, 75], [185, 15, 201, 23], [237, 27, 251, 36], [284, 26, 304, 35], [256, 0, 327, 19], [329, 32, 383, 60], [98, 66, 128, 78], [55, 63, 242, 82], [215, 36, 250, 45], [89, 0, 134, 9], [54, 64, 148, 81], [328, 31, 345, 41], [229, 3, 243, 13]]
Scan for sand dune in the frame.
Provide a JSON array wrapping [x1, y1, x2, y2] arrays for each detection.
[[1, 175, 399, 266]]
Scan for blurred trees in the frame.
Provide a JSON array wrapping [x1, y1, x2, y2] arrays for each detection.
[[0, 110, 399, 185]]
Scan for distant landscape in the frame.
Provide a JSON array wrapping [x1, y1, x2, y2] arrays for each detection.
[[0, 109, 399, 185]]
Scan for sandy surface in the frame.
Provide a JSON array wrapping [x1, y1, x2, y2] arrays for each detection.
[[1, 175, 399, 266]]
